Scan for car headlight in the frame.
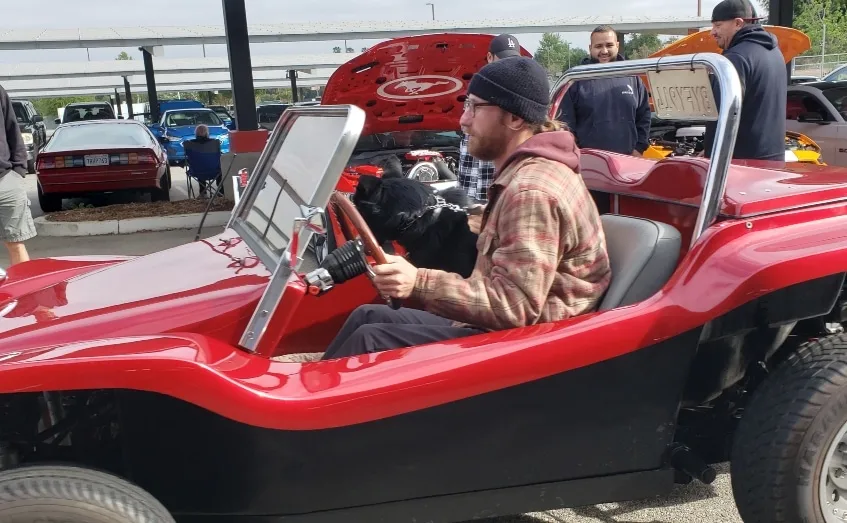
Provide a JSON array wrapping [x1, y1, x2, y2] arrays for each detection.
[[21, 132, 33, 145]]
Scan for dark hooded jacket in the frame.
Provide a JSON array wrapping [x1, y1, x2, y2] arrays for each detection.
[[555, 54, 651, 155], [703, 25, 787, 161]]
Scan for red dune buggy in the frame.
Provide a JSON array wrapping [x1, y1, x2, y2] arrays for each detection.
[[0, 34, 846, 523]]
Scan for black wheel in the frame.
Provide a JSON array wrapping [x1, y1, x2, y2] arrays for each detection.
[[0, 464, 174, 522], [731, 333, 847, 523], [37, 184, 62, 213], [152, 171, 171, 202]]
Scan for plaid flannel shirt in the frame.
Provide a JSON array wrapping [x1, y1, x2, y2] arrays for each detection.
[[457, 133, 496, 201], [411, 139, 612, 331]]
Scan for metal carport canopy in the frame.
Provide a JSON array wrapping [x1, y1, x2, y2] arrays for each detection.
[[7, 78, 329, 99], [0, 54, 349, 81], [2, 68, 336, 94], [0, 16, 710, 50]]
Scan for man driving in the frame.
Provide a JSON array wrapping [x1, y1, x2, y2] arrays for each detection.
[[321, 57, 612, 360]]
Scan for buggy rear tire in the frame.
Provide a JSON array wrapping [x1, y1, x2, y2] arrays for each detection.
[[0, 464, 174, 523], [731, 333, 847, 523]]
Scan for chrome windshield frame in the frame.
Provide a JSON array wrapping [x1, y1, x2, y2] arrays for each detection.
[[550, 53, 743, 248]]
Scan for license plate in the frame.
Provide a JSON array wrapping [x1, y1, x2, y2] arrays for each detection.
[[84, 154, 110, 167]]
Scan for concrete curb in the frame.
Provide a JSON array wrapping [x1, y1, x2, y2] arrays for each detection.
[[34, 211, 232, 237]]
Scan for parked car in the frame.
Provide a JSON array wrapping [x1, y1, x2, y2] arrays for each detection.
[[148, 108, 230, 166], [786, 81, 847, 166], [35, 119, 171, 212], [207, 104, 237, 130], [257, 102, 290, 131], [10, 98, 46, 173], [645, 25, 826, 165], [55, 101, 116, 125], [824, 63, 847, 82], [4, 34, 847, 523]]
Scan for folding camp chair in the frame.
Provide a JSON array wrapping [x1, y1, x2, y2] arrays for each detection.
[[184, 146, 222, 198]]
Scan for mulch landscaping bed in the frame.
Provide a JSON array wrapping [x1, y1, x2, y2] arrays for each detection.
[[44, 198, 235, 222]]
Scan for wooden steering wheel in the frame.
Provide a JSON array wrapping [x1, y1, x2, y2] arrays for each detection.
[[330, 192, 401, 309]]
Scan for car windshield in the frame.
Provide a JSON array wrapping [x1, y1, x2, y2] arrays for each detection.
[[48, 123, 153, 150], [821, 87, 847, 118], [164, 110, 222, 127], [63, 105, 114, 122], [824, 65, 847, 82], [257, 105, 288, 123], [353, 130, 462, 152], [12, 103, 27, 123]]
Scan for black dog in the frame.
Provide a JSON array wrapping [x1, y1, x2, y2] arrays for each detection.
[[352, 169, 479, 278]]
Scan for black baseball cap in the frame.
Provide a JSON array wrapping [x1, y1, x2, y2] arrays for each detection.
[[711, 0, 763, 22], [489, 34, 521, 59]]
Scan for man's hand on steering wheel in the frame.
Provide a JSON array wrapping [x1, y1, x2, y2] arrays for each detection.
[[372, 254, 418, 299]]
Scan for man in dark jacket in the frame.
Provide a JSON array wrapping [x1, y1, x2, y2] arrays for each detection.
[[703, 0, 786, 161], [556, 25, 651, 156], [0, 84, 36, 266]]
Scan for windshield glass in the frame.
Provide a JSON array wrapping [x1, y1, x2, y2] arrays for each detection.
[[822, 87, 847, 118], [164, 110, 223, 127], [353, 130, 462, 152], [824, 65, 847, 82], [12, 103, 27, 123], [48, 123, 153, 150], [257, 105, 289, 123]]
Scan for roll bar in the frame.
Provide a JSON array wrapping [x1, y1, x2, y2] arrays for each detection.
[[550, 53, 743, 248]]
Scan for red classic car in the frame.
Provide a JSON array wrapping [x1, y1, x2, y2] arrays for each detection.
[[35, 119, 172, 212], [2, 33, 847, 523]]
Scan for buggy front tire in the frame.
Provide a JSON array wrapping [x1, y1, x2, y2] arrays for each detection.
[[731, 333, 847, 523], [0, 464, 175, 523]]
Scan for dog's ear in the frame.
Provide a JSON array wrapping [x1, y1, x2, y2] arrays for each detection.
[[379, 155, 404, 179], [354, 174, 383, 201]]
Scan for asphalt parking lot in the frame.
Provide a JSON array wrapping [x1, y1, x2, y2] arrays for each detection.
[[1, 181, 743, 522]]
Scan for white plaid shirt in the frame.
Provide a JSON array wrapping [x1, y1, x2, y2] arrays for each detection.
[[457, 133, 495, 201]]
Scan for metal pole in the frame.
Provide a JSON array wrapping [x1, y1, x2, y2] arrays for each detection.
[[289, 70, 299, 103], [123, 76, 134, 119], [141, 48, 160, 122], [426, 2, 435, 20], [697, 0, 702, 16], [550, 53, 743, 248], [222, 0, 258, 131], [114, 88, 123, 117]]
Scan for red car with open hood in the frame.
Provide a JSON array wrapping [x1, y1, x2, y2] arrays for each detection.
[[2, 34, 847, 523]]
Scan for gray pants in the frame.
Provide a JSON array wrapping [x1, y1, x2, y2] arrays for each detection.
[[321, 304, 484, 360], [0, 171, 36, 243]]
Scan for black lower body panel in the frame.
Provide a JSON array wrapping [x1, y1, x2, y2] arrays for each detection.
[[116, 327, 701, 519]]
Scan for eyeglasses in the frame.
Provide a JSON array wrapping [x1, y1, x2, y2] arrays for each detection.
[[463, 99, 496, 117]]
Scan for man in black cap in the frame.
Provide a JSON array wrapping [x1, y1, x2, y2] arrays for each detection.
[[320, 57, 610, 360], [556, 25, 651, 157], [703, 0, 786, 161], [456, 34, 522, 203]]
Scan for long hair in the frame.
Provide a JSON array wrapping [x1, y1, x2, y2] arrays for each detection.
[[528, 118, 568, 135]]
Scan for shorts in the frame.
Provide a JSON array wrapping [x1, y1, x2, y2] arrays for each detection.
[[0, 170, 36, 243]]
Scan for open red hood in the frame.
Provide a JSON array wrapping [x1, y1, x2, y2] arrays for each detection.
[[321, 33, 532, 136]]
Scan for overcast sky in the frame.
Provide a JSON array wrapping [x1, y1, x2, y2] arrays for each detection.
[[2, 0, 726, 65]]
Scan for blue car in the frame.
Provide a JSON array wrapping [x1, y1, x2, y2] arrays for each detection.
[[148, 108, 230, 166]]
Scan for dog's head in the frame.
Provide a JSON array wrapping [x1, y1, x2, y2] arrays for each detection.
[[352, 174, 469, 244]]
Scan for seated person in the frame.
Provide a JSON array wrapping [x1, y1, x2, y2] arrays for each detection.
[[321, 57, 612, 360], [183, 124, 223, 195]]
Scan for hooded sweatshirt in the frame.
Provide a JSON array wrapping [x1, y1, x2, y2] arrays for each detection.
[[411, 130, 612, 331], [0, 85, 27, 177], [703, 25, 787, 161], [556, 54, 652, 155]]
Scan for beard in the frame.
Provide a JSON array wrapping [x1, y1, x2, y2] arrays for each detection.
[[467, 126, 508, 161]]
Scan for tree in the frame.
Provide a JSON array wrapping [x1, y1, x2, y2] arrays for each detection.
[[346, 47, 354, 53], [793, 0, 847, 56], [361, 47, 369, 52], [116, 51, 132, 60], [534, 32, 586, 76], [333, 46, 341, 53], [623, 33, 664, 59]]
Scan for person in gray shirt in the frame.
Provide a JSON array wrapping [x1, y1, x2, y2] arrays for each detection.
[[0, 84, 36, 266]]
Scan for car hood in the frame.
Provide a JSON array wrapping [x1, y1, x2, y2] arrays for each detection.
[[166, 126, 228, 138], [0, 231, 270, 355], [649, 25, 811, 64], [321, 33, 531, 135]]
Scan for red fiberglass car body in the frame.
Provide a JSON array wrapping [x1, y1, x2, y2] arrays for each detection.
[[3, 34, 847, 523], [35, 119, 172, 212]]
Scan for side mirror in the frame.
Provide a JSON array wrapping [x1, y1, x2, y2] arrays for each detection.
[[149, 124, 165, 136], [32, 115, 43, 123], [54, 118, 61, 125]]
